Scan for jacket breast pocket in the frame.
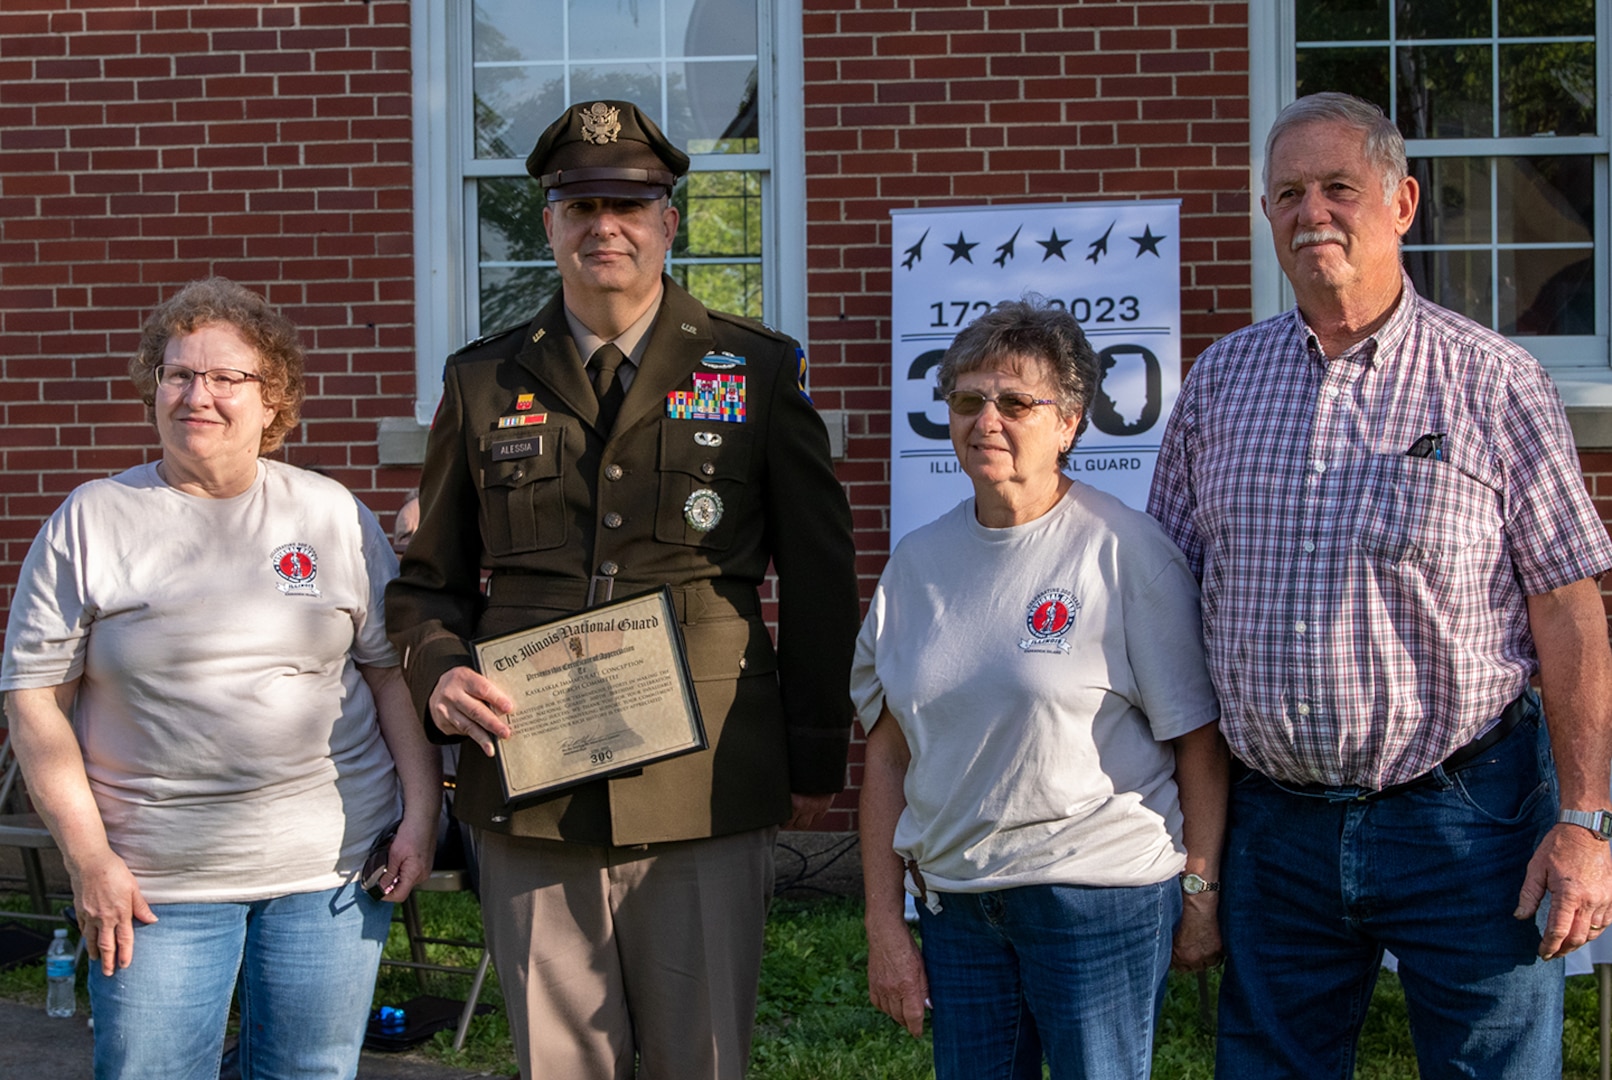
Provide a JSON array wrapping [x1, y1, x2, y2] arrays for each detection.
[[1352, 454, 1499, 566], [478, 432, 566, 555], [655, 422, 753, 550]]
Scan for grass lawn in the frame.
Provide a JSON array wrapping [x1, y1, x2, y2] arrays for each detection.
[[4, 891, 1608, 1078]]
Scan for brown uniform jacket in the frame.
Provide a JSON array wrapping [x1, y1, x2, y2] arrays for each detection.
[[385, 279, 859, 845]]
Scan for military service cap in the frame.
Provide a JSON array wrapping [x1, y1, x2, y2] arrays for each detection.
[[526, 100, 689, 201]]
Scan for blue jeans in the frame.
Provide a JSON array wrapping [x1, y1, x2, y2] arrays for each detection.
[[1216, 702, 1562, 1079], [88, 882, 392, 1080], [916, 879, 1180, 1080]]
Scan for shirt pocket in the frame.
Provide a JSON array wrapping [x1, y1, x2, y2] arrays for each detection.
[[477, 431, 567, 555], [654, 421, 754, 550], [1352, 454, 1500, 565]]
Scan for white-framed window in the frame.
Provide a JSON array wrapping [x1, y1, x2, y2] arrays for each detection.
[[408, 0, 806, 424], [1249, 1, 1609, 372]]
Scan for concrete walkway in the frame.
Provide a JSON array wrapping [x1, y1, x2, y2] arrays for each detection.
[[0, 1001, 498, 1080]]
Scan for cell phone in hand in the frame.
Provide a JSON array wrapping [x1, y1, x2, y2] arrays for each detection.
[[361, 820, 401, 901]]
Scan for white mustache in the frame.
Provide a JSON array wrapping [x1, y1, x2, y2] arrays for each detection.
[[1292, 229, 1346, 250]]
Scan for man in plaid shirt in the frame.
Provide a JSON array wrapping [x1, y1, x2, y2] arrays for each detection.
[[1149, 92, 1612, 1077]]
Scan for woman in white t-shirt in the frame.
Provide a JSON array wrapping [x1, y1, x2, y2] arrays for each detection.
[[855, 298, 1228, 1080], [2, 278, 440, 1080]]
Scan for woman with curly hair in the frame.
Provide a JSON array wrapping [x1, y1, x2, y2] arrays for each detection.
[[2, 278, 440, 1079]]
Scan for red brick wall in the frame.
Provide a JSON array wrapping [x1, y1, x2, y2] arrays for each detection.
[[799, 0, 1255, 829], [0, 0, 417, 623]]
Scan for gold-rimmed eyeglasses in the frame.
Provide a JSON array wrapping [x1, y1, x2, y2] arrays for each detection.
[[944, 390, 1057, 420]]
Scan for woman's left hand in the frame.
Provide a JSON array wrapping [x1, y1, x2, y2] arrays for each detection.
[[1171, 895, 1223, 971], [374, 813, 437, 904]]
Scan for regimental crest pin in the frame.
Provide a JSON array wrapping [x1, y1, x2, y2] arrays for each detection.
[[580, 102, 621, 144], [271, 541, 321, 597], [684, 489, 724, 532], [1019, 588, 1078, 653]]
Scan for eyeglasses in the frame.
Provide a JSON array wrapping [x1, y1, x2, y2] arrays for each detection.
[[944, 390, 1058, 420], [154, 363, 263, 398]]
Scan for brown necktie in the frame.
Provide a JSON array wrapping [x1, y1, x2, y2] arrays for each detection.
[[591, 343, 627, 432]]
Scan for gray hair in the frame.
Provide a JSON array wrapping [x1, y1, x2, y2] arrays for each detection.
[[936, 296, 1098, 468], [1263, 92, 1406, 205]]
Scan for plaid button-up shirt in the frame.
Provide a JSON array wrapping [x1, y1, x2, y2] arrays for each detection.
[[1148, 278, 1612, 788]]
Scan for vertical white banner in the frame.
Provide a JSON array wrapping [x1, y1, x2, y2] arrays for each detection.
[[888, 201, 1181, 549]]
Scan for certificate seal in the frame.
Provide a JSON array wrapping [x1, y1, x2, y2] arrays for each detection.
[[684, 489, 724, 532]]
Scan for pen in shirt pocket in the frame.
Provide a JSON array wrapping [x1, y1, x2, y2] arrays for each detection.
[[1405, 432, 1445, 461]]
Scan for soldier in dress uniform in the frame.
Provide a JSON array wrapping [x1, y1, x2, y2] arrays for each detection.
[[385, 100, 859, 1080]]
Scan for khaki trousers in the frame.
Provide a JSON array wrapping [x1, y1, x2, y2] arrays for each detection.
[[478, 827, 778, 1080]]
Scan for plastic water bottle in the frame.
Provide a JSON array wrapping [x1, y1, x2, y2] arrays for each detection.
[[45, 928, 74, 1018]]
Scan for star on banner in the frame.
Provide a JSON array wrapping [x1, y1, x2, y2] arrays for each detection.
[[944, 232, 978, 264], [993, 226, 1022, 268], [1086, 221, 1115, 264], [1036, 229, 1071, 262], [1131, 224, 1166, 257], [901, 228, 929, 270]]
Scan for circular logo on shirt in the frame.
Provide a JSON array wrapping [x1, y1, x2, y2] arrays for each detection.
[[271, 542, 319, 595], [1027, 589, 1074, 637], [1021, 588, 1079, 654]]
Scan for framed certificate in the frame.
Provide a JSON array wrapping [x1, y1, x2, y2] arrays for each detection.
[[471, 586, 707, 802]]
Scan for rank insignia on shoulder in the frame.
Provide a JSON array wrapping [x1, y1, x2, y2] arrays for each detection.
[[666, 373, 745, 422], [497, 413, 548, 428], [515, 393, 536, 412], [700, 352, 746, 371]]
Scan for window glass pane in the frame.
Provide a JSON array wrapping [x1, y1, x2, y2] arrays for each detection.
[[670, 61, 759, 154], [1405, 250, 1493, 323], [475, 65, 564, 159], [675, 171, 762, 258], [1501, 0, 1594, 37], [1397, 45, 1491, 138], [480, 265, 563, 334], [478, 178, 552, 264], [1296, 0, 1388, 40], [667, 0, 758, 58], [1499, 43, 1596, 137], [1395, 0, 1489, 40], [566, 63, 664, 114], [568, 0, 661, 61], [1405, 157, 1490, 245], [671, 263, 763, 320], [1502, 248, 1596, 335], [1499, 157, 1595, 249], [474, 0, 564, 62], [1296, 48, 1391, 110]]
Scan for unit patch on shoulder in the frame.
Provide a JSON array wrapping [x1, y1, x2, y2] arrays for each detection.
[[272, 542, 321, 597], [795, 346, 813, 403], [1019, 588, 1078, 653], [666, 373, 745, 422]]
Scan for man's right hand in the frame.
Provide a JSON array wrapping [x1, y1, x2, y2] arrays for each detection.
[[429, 667, 515, 757]]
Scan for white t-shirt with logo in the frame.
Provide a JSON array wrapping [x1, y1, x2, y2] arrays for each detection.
[[851, 482, 1218, 892], [1, 460, 402, 903]]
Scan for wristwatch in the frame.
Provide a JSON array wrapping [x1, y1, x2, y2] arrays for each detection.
[[1180, 873, 1221, 895], [1558, 809, 1612, 840]]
